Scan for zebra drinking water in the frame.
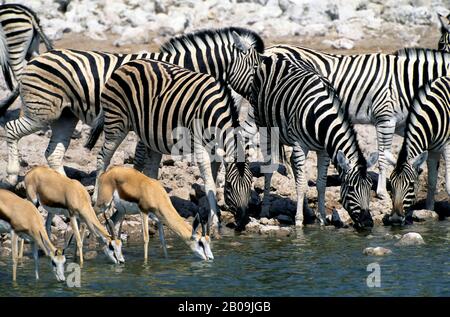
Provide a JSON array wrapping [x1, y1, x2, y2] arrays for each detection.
[[263, 45, 450, 201], [250, 54, 378, 229], [387, 76, 450, 225], [91, 59, 253, 233]]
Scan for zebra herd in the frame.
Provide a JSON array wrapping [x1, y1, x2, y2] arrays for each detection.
[[0, 3, 449, 240]]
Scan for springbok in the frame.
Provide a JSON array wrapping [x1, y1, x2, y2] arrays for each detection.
[[24, 166, 124, 265], [94, 166, 214, 261], [0, 189, 66, 281]]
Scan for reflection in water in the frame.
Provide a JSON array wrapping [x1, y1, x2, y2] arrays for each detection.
[[0, 221, 448, 296]]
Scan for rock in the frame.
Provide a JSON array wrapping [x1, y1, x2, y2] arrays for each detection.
[[53, 215, 68, 232], [277, 214, 294, 225], [322, 38, 355, 50], [395, 232, 425, 246], [363, 247, 392, 256], [0, 247, 11, 257], [259, 225, 292, 237], [412, 209, 439, 222], [84, 251, 97, 260]]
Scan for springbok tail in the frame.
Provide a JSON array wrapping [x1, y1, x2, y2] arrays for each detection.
[[0, 86, 20, 116], [84, 111, 104, 150]]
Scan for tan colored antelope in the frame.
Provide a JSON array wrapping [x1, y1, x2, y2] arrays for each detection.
[[24, 166, 124, 265], [0, 189, 66, 281], [94, 166, 214, 261]]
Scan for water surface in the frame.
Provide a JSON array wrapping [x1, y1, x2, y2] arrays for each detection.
[[0, 221, 448, 296]]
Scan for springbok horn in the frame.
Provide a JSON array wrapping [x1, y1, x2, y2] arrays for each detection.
[[191, 213, 200, 239]]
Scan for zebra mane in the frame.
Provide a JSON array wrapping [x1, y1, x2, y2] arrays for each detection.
[[280, 55, 368, 169], [395, 47, 450, 59], [160, 27, 265, 55], [0, 3, 41, 23]]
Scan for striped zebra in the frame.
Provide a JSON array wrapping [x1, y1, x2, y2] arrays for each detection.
[[263, 45, 450, 201], [251, 54, 378, 229], [438, 13, 450, 52], [0, 3, 52, 104], [2, 27, 263, 187], [386, 76, 450, 225], [92, 59, 253, 232]]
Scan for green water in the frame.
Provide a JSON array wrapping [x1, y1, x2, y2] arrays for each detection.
[[0, 221, 449, 296]]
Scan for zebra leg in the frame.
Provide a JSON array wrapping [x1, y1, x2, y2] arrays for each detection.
[[425, 152, 440, 211], [375, 120, 396, 199], [94, 130, 127, 204], [316, 151, 330, 225], [291, 145, 308, 227], [259, 128, 274, 218], [6, 116, 47, 185], [142, 148, 162, 180], [45, 212, 54, 241], [45, 113, 79, 175], [444, 143, 450, 196], [133, 140, 147, 172], [194, 144, 220, 234]]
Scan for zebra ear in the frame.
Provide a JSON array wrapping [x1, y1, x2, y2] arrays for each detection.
[[366, 152, 379, 169], [336, 150, 350, 172], [231, 31, 251, 54], [438, 13, 450, 31], [384, 151, 396, 166], [409, 151, 428, 170]]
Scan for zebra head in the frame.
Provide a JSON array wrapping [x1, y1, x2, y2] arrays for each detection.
[[388, 151, 428, 225], [224, 161, 253, 231], [438, 13, 450, 52], [228, 29, 264, 99], [337, 150, 378, 230]]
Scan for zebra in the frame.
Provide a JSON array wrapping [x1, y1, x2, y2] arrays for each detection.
[[1, 27, 263, 187], [438, 13, 450, 52], [386, 76, 450, 225], [91, 59, 253, 232], [0, 3, 52, 110], [250, 54, 378, 229], [262, 45, 450, 201]]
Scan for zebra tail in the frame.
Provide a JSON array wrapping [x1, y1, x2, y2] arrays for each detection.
[[32, 17, 53, 51], [84, 112, 104, 150], [0, 86, 20, 117], [0, 24, 15, 91]]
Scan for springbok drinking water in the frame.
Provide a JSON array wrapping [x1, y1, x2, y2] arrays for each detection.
[[24, 166, 124, 264], [94, 166, 214, 261], [0, 189, 66, 281]]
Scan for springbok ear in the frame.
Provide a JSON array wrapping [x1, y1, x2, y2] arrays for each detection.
[[384, 151, 396, 167], [366, 152, 379, 169], [336, 150, 350, 172], [438, 13, 450, 31], [409, 151, 428, 170], [232, 31, 251, 53]]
